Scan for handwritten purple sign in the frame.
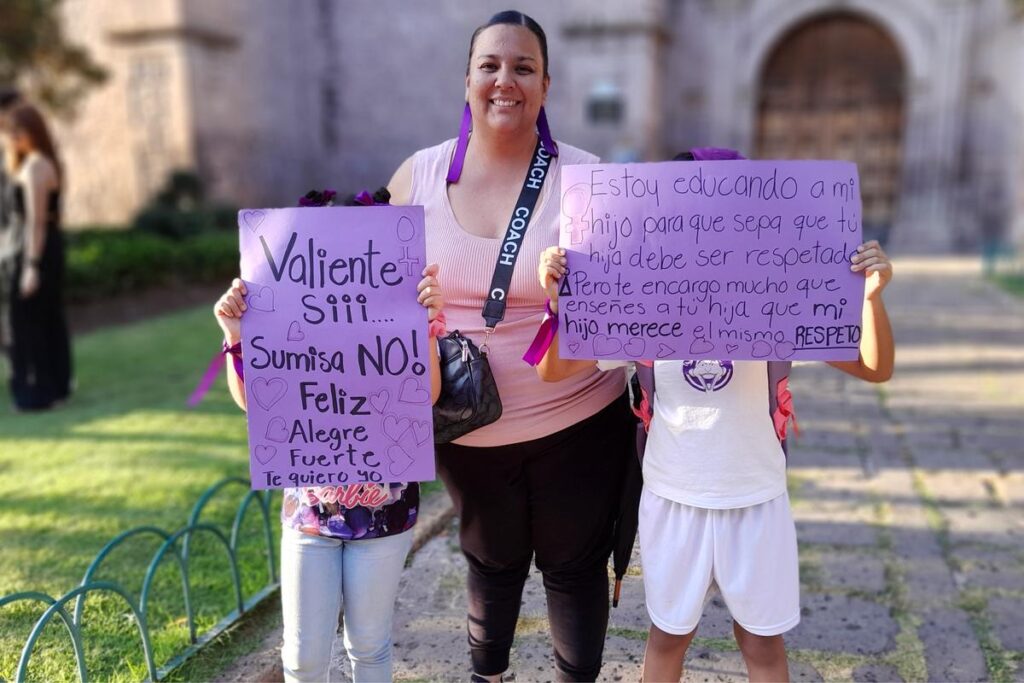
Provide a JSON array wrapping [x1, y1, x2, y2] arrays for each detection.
[[558, 160, 865, 361], [239, 206, 434, 490]]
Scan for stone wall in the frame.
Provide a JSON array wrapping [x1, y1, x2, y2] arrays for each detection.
[[54, 0, 196, 226], [50, 0, 1023, 252]]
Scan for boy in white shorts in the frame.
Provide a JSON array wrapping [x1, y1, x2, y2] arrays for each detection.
[[635, 254, 895, 679], [534, 151, 895, 681], [638, 358, 803, 681]]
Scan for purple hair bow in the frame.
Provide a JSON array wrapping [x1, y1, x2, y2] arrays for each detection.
[[690, 147, 746, 161]]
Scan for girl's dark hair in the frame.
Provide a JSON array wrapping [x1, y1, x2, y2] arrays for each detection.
[[467, 10, 549, 77], [342, 186, 391, 206]]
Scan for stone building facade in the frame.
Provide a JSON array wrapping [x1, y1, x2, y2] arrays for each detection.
[[55, 0, 1024, 251]]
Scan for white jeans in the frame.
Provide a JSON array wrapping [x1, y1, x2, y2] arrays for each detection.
[[280, 526, 413, 682]]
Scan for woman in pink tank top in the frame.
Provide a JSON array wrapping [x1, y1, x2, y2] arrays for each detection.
[[388, 11, 633, 683]]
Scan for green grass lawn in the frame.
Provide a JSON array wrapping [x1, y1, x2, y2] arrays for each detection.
[[993, 273, 1024, 298], [0, 305, 274, 681]]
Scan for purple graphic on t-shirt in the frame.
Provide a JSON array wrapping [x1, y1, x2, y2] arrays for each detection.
[[682, 360, 734, 392], [280, 483, 418, 540]]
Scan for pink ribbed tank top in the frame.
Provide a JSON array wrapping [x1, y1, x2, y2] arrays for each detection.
[[409, 138, 626, 447]]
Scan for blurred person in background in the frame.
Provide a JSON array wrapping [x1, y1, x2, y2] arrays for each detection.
[[0, 101, 72, 410], [0, 87, 21, 364]]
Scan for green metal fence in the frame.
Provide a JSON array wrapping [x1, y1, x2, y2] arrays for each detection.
[[0, 477, 279, 682]]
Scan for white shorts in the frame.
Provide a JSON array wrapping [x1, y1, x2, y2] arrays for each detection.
[[638, 488, 800, 636]]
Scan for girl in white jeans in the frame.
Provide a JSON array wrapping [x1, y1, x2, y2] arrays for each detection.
[[280, 525, 414, 680], [214, 229, 445, 681]]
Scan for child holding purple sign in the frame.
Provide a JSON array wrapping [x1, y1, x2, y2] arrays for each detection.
[[535, 149, 894, 682], [213, 190, 445, 683]]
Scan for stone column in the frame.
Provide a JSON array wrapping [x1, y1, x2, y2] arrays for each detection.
[[893, 1, 973, 252], [557, 0, 669, 161]]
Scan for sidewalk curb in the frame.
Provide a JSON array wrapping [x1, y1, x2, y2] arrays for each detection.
[[220, 487, 455, 683]]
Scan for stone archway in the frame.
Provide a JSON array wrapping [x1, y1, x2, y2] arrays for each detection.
[[755, 13, 906, 241]]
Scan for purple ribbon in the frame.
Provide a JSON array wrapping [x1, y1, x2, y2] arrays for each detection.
[[446, 103, 474, 183], [447, 104, 560, 184], [522, 299, 559, 366], [353, 190, 375, 206], [536, 106, 559, 158], [187, 342, 244, 408]]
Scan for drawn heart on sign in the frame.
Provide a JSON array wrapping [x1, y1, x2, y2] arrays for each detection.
[[775, 341, 795, 359], [369, 390, 390, 414], [252, 377, 287, 410], [386, 444, 415, 477], [398, 378, 430, 404], [248, 286, 275, 312], [689, 339, 715, 355], [287, 321, 305, 341], [623, 338, 646, 358], [254, 445, 277, 465], [568, 341, 582, 354], [242, 210, 266, 233], [751, 340, 773, 358], [382, 414, 412, 443], [411, 419, 431, 446], [265, 416, 288, 442], [657, 343, 675, 358], [593, 335, 622, 356], [725, 344, 740, 355]]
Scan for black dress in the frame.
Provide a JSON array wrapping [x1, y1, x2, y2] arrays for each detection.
[[4, 184, 72, 409]]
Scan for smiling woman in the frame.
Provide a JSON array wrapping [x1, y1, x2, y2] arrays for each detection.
[[387, 10, 634, 683]]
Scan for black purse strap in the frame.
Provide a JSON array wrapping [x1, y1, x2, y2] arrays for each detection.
[[480, 138, 553, 330]]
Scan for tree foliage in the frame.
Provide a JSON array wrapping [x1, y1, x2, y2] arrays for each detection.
[[0, 0, 107, 115]]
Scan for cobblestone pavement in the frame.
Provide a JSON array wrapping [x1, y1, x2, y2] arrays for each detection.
[[323, 258, 1024, 682]]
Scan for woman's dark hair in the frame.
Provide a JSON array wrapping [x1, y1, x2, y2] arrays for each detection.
[[3, 102, 61, 181], [467, 10, 549, 77]]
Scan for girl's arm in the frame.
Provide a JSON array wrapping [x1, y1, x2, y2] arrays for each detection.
[[387, 155, 415, 207], [827, 240, 894, 383], [416, 263, 444, 404], [535, 246, 598, 382], [214, 279, 248, 411]]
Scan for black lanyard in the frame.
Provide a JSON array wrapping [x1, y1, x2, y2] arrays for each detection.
[[480, 138, 553, 330]]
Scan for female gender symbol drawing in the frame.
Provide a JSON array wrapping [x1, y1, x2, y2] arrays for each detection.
[[395, 215, 421, 276], [562, 184, 592, 245]]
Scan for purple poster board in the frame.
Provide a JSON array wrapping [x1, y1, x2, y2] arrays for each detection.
[[238, 206, 434, 490], [558, 160, 865, 361]]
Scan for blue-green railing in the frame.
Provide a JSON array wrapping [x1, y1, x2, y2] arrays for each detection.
[[1, 477, 278, 682]]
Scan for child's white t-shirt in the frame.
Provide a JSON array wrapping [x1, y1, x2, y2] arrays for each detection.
[[642, 360, 786, 509]]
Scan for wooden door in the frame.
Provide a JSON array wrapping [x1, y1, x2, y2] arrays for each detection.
[[756, 14, 905, 236]]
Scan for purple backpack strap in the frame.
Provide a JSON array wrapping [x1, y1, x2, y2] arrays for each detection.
[[767, 360, 794, 457], [630, 363, 656, 462]]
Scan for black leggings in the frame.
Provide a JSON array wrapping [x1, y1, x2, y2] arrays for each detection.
[[436, 392, 634, 681]]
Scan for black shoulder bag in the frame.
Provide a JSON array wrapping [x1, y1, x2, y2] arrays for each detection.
[[433, 138, 553, 443]]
